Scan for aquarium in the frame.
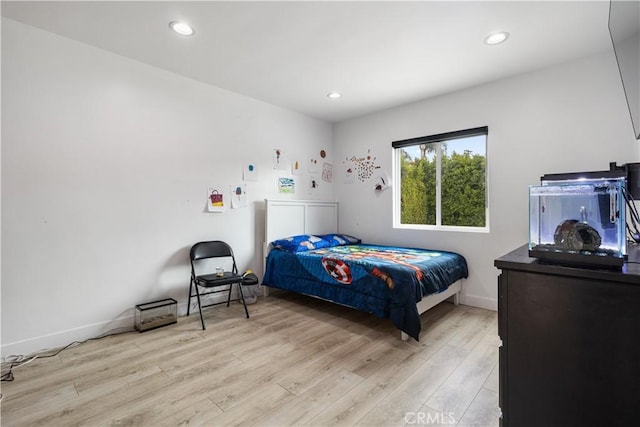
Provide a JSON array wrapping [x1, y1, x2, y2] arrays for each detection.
[[135, 298, 177, 332], [529, 177, 626, 268]]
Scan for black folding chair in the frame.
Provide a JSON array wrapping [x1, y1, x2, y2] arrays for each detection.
[[187, 241, 249, 330]]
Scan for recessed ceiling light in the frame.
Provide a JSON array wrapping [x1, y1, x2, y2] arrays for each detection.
[[169, 21, 195, 36], [327, 92, 342, 99], [484, 31, 509, 45]]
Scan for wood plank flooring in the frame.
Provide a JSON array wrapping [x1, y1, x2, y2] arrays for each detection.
[[1, 291, 499, 426]]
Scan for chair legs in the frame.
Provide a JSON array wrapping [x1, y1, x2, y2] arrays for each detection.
[[238, 283, 250, 319], [226, 283, 233, 307], [186, 276, 206, 330], [194, 281, 206, 331], [187, 280, 250, 330], [187, 277, 193, 316]]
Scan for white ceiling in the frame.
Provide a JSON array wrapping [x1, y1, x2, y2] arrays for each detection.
[[1, 1, 614, 123]]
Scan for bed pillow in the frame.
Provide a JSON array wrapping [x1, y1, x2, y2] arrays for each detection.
[[320, 233, 362, 247], [271, 234, 330, 252]]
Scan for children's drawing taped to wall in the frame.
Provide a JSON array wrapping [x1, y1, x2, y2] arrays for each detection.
[[207, 188, 226, 212]]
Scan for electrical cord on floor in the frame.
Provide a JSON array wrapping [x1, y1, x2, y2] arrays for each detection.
[[1, 354, 38, 382], [1, 327, 136, 383]]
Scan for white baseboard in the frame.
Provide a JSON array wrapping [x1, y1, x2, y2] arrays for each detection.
[[1, 293, 238, 360], [1, 314, 136, 360], [460, 293, 497, 311]]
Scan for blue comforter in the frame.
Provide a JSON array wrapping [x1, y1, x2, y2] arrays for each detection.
[[262, 244, 468, 340]]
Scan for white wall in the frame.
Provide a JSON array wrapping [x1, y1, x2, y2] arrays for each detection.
[[4, 17, 638, 358], [1, 19, 333, 357], [333, 50, 639, 310]]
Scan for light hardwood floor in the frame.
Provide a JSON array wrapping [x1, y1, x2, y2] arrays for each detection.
[[1, 291, 500, 426]]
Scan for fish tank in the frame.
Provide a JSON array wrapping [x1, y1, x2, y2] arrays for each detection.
[[529, 175, 626, 268]]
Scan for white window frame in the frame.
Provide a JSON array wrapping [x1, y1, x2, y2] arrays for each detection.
[[392, 127, 490, 233]]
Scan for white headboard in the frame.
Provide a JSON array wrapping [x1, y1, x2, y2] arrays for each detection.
[[265, 199, 338, 244], [264, 199, 338, 256]]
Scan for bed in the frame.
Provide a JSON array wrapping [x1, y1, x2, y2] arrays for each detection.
[[261, 199, 468, 341]]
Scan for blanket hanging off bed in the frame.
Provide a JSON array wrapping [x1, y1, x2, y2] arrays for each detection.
[[263, 243, 468, 341]]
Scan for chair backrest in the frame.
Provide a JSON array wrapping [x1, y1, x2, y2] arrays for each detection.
[[190, 241, 238, 274], [191, 241, 233, 261]]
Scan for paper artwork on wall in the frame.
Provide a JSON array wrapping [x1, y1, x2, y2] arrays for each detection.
[[308, 157, 320, 174], [278, 177, 295, 194], [243, 163, 258, 181], [343, 160, 356, 184], [373, 171, 391, 192], [230, 185, 248, 208], [292, 160, 303, 175], [343, 148, 381, 182], [322, 162, 333, 183], [207, 188, 226, 213], [309, 176, 320, 195], [273, 149, 289, 170]]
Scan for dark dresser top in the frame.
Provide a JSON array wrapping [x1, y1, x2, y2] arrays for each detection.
[[495, 244, 640, 285]]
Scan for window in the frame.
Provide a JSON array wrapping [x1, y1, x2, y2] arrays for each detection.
[[393, 126, 488, 230]]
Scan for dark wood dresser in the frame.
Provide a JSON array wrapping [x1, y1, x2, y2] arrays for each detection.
[[495, 245, 640, 427]]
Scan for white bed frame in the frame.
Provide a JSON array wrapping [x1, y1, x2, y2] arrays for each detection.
[[263, 199, 461, 340]]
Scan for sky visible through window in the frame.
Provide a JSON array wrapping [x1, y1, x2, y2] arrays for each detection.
[[403, 135, 485, 160]]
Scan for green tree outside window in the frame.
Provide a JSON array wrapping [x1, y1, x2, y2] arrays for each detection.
[[397, 132, 487, 228]]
